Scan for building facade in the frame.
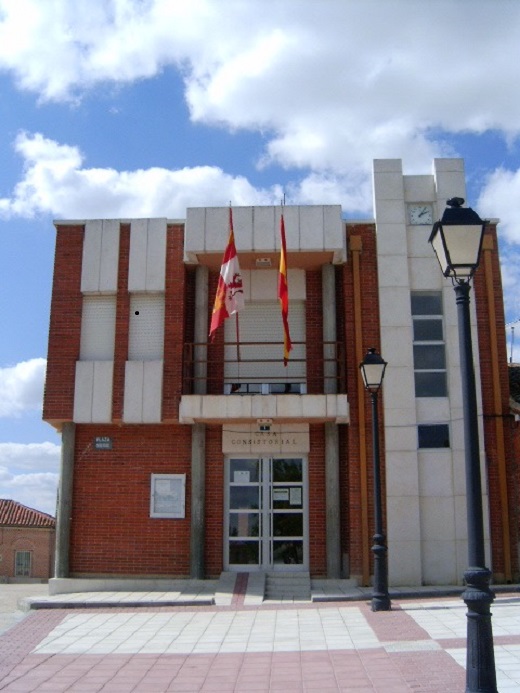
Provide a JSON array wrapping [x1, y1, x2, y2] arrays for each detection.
[[43, 158, 519, 587], [0, 500, 55, 582]]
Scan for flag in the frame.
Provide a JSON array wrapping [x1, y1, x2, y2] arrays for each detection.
[[209, 207, 244, 341], [278, 212, 292, 365]]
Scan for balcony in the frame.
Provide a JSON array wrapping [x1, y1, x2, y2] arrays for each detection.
[[179, 341, 350, 425]]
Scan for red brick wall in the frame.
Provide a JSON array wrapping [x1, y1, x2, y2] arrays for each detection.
[[43, 225, 84, 424], [342, 223, 383, 579], [0, 527, 55, 580], [308, 425, 327, 575], [70, 424, 192, 577], [163, 224, 188, 418], [474, 225, 520, 580], [306, 271, 323, 393], [112, 224, 130, 422]]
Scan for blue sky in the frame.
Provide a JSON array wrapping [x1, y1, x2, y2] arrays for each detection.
[[0, 0, 519, 515]]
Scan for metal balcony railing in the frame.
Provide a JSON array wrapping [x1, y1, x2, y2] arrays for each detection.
[[182, 341, 346, 395]]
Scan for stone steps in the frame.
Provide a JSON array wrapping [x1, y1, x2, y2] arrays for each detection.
[[264, 572, 311, 601]]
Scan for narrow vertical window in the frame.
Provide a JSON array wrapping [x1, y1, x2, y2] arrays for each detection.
[[411, 292, 447, 397], [15, 550, 32, 577]]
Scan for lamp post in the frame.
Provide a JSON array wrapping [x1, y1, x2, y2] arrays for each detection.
[[360, 348, 391, 612], [429, 197, 497, 692]]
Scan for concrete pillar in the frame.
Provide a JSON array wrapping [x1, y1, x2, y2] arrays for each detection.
[[54, 422, 75, 578], [322, 263, 341, 577], [190, 265, 208, 578], [190, 422, 206, 578], [322, 264, 337, 394], [325, 422, 341, 578]]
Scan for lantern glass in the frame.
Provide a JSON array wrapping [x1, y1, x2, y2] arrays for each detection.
[[429, 201, 486, 281], [360, 349, 387, 392]]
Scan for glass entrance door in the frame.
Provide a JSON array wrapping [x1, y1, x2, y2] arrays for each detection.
[[225, 457, 307, 570]]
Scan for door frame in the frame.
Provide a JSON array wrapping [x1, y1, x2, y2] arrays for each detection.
[[224, 455, 309, 572]]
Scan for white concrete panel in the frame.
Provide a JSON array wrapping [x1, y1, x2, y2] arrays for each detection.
[[145, 219, 167, 291], [374, 199, 406, 224], [91, 361, 113, 423], [184, 207, 206, 262], [123, 361, 144, 423], [434, 163, 466, 201], [416, 398, 451, 421], [378, 254, 410, 287], [379, 288, 411, 327], [253, 206, 276, 251], [251, 395, 277, 419], [300, 206, 324, 249], [385, 424, 417, 452], [81, 220, 103, 292], [386, 452, 420, 496], [381, 329, 414, 368], [373, 171, 404, 200], [281, 206, 299, 251], [454, 495, 468, 540], [373, 159, 402, 173], [383, 406, 417, 428], [99, 220, 120, 292], [403, 175, 435, 201], [383, 368, 415, 410], [421, 540, 458, 584], [206, 207, 230, 252], [142, 360, 163, 423], [421, 497, 455, 540], [128, 219, 148, 291], [388, 540, 422, 586], [433, 158, 465, 173], [233, 206, 254, 250], [73, 361, 94, 423], [418, 452, 454, 497], [323, 206, 345, 260], [374, 224, 407, 255], [388, 496, 421, 541], [409, 258, 443, 289], [407, 230, 436, 259]]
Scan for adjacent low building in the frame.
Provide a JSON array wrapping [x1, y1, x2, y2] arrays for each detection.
[[43, 158, 519, 588], [0, 499, 55, 582]]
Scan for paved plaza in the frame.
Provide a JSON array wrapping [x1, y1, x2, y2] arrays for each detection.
[[0, 584, 519, 691]]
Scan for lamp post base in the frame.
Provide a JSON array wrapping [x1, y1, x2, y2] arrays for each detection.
[[462, 567, 497, 693], [371, 533, 391, 612]]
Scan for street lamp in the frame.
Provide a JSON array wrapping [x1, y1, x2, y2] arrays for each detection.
[[360, 347, 391, 612], [429, 197, 497, 692]]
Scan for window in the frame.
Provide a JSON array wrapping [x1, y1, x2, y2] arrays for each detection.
[[411, 292, 447, 397], [418, 424, 450, 448], [15, 550, 31, 577], [80, 295, 116, 360], [129, 294, 165, 361], [150, 474, 186, 518]]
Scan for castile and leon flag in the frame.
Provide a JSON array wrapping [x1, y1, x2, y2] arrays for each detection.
[[209, 207, 245, 341]]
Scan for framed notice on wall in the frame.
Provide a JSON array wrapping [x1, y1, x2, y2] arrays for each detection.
[[150, 474, 186, 518]]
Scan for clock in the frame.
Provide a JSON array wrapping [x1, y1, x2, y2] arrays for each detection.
[[408, 204, 433, 225]]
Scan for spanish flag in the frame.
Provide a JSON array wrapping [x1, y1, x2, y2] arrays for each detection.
[[209, 208, 244, 341], [278, 212, 292, 365]]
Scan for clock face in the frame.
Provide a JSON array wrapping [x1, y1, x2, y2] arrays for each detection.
[[409, 204, 433, 225]]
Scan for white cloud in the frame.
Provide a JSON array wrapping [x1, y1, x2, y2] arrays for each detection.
[[0, 442, 60, 516], [0, 131, 373, 218], [1, 0, 520, 176], [0, 358, 46, 417], [477, 168, 520, 246]]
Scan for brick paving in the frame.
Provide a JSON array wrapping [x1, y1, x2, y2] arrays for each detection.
[[0, 592, 519, 691]]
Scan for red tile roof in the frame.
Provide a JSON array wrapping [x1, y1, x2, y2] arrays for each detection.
[[0, 499, 55, 528]]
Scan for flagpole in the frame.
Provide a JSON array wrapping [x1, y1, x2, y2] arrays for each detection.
[[235, 312, 241, 362]]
